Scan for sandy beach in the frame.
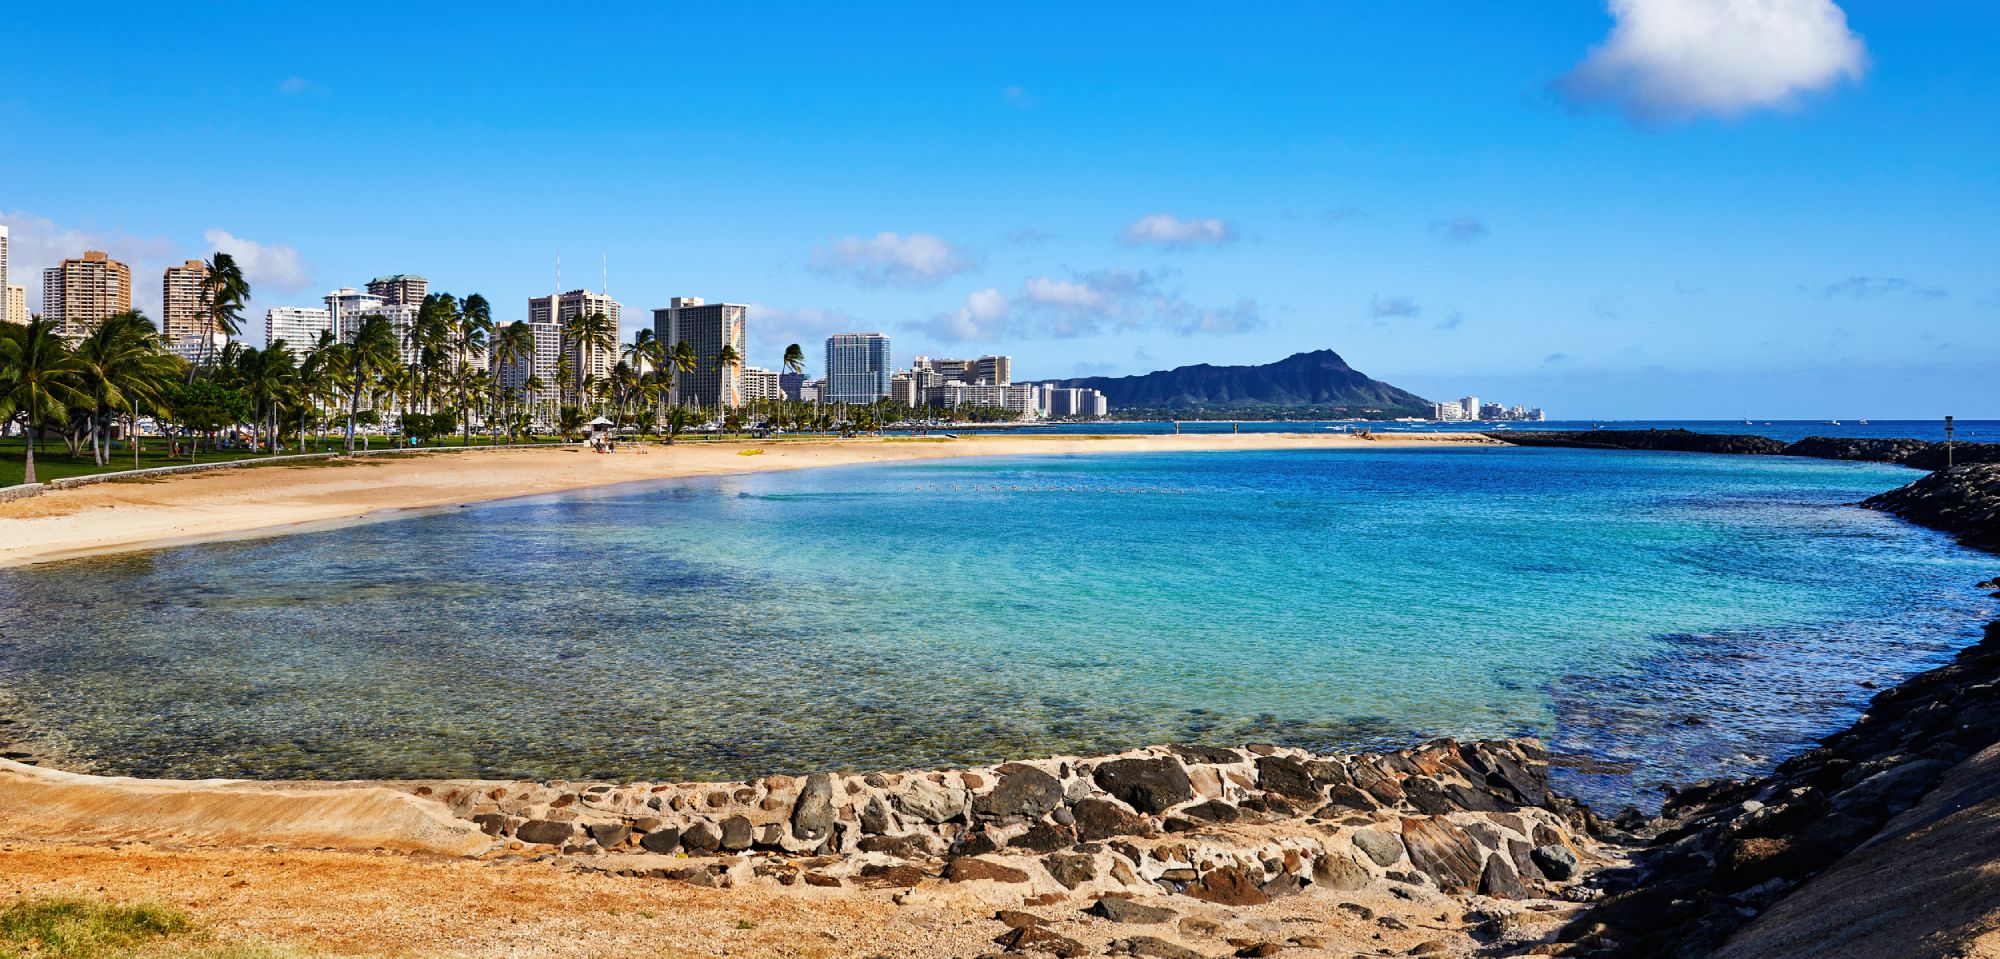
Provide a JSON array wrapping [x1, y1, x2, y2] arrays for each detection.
[[0, 432, 1493, 569]]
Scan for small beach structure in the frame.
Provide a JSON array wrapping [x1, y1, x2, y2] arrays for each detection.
[[587, 416, 616, 450]]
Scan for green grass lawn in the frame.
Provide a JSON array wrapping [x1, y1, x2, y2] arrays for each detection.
[[0, 897, 309, 959]]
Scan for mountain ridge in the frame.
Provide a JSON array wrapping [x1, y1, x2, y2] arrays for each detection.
[[1045, 349, 1432, 415]]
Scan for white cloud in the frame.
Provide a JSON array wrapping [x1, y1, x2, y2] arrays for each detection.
[[1559, 0, 1868, 122], [203, 229, 314, 293], [1116, 214, 1237, 250], [743, 303, 868, 369], [0, 210, 178, 316], [923, 269, 1264, 342], [279, 76, 313, 95], [1003, 86, 1035, 109], [809, 232, 976, 288]]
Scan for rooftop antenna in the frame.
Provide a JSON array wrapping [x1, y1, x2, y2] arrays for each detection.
[[602, 252, 608, 297]]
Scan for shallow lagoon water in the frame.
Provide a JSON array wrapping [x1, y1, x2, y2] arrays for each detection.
[[0, 446, 1990, 809]]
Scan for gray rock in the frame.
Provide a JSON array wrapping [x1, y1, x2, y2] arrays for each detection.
[[792, 772, 836, 843], [860, 797, 894, 835], [1044, 853, 1097, 889], [1116, 935, 1203, 959], [1478, 852, 1531, 899], [973, 764, 1065, 822], [586, 822, 631, 848], [893, 778, 966, 823], [1352, 828, 1406, 867], [639, 826, 681, 854], [1072, 797, 1152, 842], [680, 820, 722, 855], [1092, 758, 1196, 814], [1531, 843, 1579, 881], [1254, 756, 1321, 801], [1312, 853, 1370, 892], [1089, 897, 1178, 924], [719, 814, 754, 851], [515, 820, 574, 845]]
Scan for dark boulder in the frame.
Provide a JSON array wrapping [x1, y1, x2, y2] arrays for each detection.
[[1254, 756, 1322, 801], [1092, 758, 1196, 814], [792, 772, 836, 843], [974, 764, 1065, 822]]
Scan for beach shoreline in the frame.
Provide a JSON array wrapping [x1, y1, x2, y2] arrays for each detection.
[[0, 432, 1495, 569]]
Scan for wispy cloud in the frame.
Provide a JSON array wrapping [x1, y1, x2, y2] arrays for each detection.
[[204, 228, 314, 293], [1369, 295, 1422, 319], [1430, 216, 1488, 243], [923, 269, 1263, 342], [1002, 86, 1035, 110], [1322, 207, 1367, 223], [1556, 0, 1868, 123], [1117, 214, 1238, 251], [743, 303, 862, 369], [1435, 310, 1467, 332], [0, 209, 178, 316], [809, 232, 976, 289], [278, 76, 315, 95], [1812, 276, 1946, 300]]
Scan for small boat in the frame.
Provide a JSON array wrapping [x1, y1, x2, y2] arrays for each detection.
[[1858, 419, 1869, 425], [1825, 420, 1841, 425]]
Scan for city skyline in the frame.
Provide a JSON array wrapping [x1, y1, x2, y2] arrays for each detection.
[[4, 3, 1995, 418]]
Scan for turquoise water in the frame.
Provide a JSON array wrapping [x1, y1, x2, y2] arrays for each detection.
[[0, 447, 1991, 809]]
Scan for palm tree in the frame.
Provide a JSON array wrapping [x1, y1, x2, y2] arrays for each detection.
[[341, 314, 401, 453], [669, 340, 698, 411], [0, 317, 90, 484], [454, 293, 492, 446], [713, 343, 742, 419], [72, 312, 176, 467], [523, 374, 548, 437], [664, 405, 696, 445], [195, 252, 250, 377], [562, 310, 615, 405]]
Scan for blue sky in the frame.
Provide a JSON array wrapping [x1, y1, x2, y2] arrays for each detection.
[[3, 1, 1994, 417]]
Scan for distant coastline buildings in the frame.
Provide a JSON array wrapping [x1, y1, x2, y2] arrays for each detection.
[[1430, 395, 1544, 422]]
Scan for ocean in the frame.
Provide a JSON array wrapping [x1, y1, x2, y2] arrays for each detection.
[[1, 444, 1991, 810], [953, 419, 1999, 444]]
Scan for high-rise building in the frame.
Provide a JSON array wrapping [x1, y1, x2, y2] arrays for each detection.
[[4, 285, 24, 326], [1043, 387, 1110, 419], [909, 354, 1010, 386], [1459, 396, 1480, 420], [366, 274, 429, 306], [162, 260, 213, 343], [0, 224, 9, 324], [653, 296, 749, 410], [265, 306, 334, 351], [43, 251, 132, 337], [530, 289, 622, 387], [779, 370, 809, 402], [825, 333, 892, 404], [326, 288, 425, 366], [493, 320, 566, 409], [741, 367, 782, 403]]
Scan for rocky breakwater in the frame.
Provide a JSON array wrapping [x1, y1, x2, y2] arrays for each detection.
[[1862, 462, 2000, 551], [1774, 436, 1932, 463], [1529, 614, 2000, 958], [396, 739, 1606, 953], [1489, 431, 1788, 456]]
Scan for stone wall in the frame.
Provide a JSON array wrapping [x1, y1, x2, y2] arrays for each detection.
[[1863, 463, 2000, 551], [396, 739, 1600, 907]]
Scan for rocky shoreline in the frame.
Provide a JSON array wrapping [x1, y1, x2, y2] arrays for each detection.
[[1488, 429, 2000, 469]]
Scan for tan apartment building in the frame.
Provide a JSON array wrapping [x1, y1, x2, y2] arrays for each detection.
[[43, 251, 132, 336], [366, 273, 428, 305], [4, 285, 25, 325], [162, 259, 213, 342]]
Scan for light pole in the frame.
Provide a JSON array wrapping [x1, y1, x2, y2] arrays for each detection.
[[1946, 415, 1955, 468]]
